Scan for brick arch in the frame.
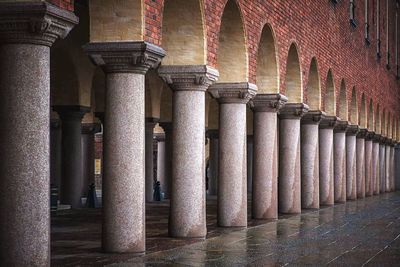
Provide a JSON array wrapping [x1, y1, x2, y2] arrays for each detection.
[[256, 23, 279, 93], [161, 0, 206, 65], [285, 43, 302, 103], [306, 57, 321, 110], [216, 0, 248, 82], [382, 109, 387, 136], [324, 69, 336, 116], [337, 79, 348, 120], [388, 113, 393, 138], [359, 93, 367, 128], [349, 87, 358, 124], [375, 104, 381, 133]]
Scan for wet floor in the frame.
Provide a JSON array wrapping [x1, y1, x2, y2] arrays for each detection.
[[52, 192, 400, 266]]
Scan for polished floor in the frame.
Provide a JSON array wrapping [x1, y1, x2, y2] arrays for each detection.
[[52, 192, 400, 266]]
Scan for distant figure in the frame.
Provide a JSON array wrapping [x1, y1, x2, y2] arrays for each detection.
[[153, 181, 162, 201]]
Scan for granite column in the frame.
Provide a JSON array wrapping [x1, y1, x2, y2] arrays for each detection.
[[346, 125, 359, 200], [356, 129, 367, 198], [365, 131, 374, 196], [334, 120, 348, 203], [372, 136, 380, 195], [379, 136, 387, 193], [207, 130, 219, 196]]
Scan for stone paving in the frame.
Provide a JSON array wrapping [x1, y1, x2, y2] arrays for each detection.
[[52, 193, 400, 266]]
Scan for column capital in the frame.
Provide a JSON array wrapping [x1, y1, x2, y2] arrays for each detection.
[[206, 129, 219, 139], [372, 133, 382, 142], [333, 120, 349, 133], [158, 65, 219, 92], [53, 105, 90, 121], [301, 110, 326, 125], [249, 93, 288, 112], [278, 103, 309, 119], [154, 133, 165, 142], [319, 115, 337, 129], [346, 124, 360, 136], [208, 82, 257, 104], [0, 2, 78, 46], [365, 130, 376, 141], [83, 41, 165, 74], [357, 128, 368, 138]]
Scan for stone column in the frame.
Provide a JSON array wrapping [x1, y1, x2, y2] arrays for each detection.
[[372, 136, 380, 195], [379, 136, 387, 193], [159, 65, 218, 237], [250, 94, 287, 219], [159, 122, 172, 199], [385, 138, 391, 192], [301, 110, 324, 209], [81, 123, 100, 197], [0, 3, 77, 265], [207, 129, 219, 196], [145, 119, 158, 202], [319, 115, 337, 206], [356, 129, 367, 198], [365, 131, 374, 197], [209, 83, 257, 227], [84, 42, 165, 253], [333, 120, 348, 203], [54, 105, 90, 208], [247, 136, 254, 194], [395, 144, 400, 191], [346, 124, 359, 200], [390, 141, 396, 191], [278, 103, 309, 214]]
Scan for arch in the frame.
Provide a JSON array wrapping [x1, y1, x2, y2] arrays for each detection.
[[256, 24, 279, 93], [306, 57, 321, 110], [217, 0, 248, 82], [324, 69, 336, 115], [388, 113, 392, 138], [374, 104, 380, 133], [337, 79, 348, 120], [285, 43, 302, 103], [349, 87, 358, 124], [382, 109, 386, 136], [359, 94, 367, 128], [162, 0, 206, 65]]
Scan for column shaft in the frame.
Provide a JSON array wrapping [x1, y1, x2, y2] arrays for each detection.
[[346, 125, 358, 200], [145, 121, 157, 202], [379, 143, 386, 193], [334, 121, 348, 203], [208, 131, 219, 196], [386, 143, 391, 192], [356, 129, 367, 198], [372, 141, 380, 195], [160, 123, 172, 199], [365, 139, 373, 196]]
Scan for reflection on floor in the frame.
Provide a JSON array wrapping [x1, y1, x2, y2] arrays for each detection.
[[51, 193, 400, 266]]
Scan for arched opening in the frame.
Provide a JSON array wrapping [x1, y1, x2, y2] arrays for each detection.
[[256, 24, 279, 93], [285, 43, 302, 103], [359, 94, 367, 128], [162, 0, 206, 65], [337, 79, 348, 120], [306, 57, 321, 110], [382, 110, 386, 136], [374, 104, 380, 133], [388, 113, 392, 138], [349, 87, 358, 124], [325, 69, 336, 115], [217, 0, 248, 82]]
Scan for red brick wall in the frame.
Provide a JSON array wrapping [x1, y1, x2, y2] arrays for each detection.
[[144, 0, 400, 129], [47, 0, 74, 11]]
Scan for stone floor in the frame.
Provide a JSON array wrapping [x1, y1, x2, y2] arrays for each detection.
[[51, 193, 400, 266]]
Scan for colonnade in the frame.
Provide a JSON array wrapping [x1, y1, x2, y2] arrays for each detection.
[[0, 3, 399, 266]]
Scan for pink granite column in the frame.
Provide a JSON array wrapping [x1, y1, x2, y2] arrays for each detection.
[[279, 103, 309, 214], [209, 83, 257, 227], [301, 111, 324, 209], [0, 3, 77, 265], [395, 144, 400, 191], [365, 131, 374, 197], [334, 120, 348, 203], [159, 122, 172, 199], [85, 42, 165, 253], [372, 136, 380, 195], [319, 115, 337, 206], [390, 141, 395, 191], [346, 125, 359, 200], [379, 136, 387, 193], [250, 94, 287, 219], [385, 138, 391, 192], [207, 130, 219, 196], [356, 129, 367, 198], [145, 119, 157, 202], [159, 65, 219, 237]]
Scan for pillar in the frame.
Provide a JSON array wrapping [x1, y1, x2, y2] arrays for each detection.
[[159, 65, 219, 237], [278, 103, 309, 214], [301, 110, 324, 209], [247, 136, 254, 194], [385, 138, 391, 192], [54, 105, 90, 208], [346, 125, 359, 200], [145, 119, 158, 202], [159, 122, 172, 199], [356, 129, 367, 198], [209, 82, 257, 227], [395, 144, 400, 190], [0, 2, 77, 265], [250, 94, 287, 219], [85, 41, 165, 252], [207, 129, 219, 196], [81, 123, 100, 197], [333, 120, 348, 203], [319, 115, 337, 206], [390, 141, 396, 191], [365, 131, 374, 197], [372, 136, 380, 195], [379, 136, 386, 193]]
